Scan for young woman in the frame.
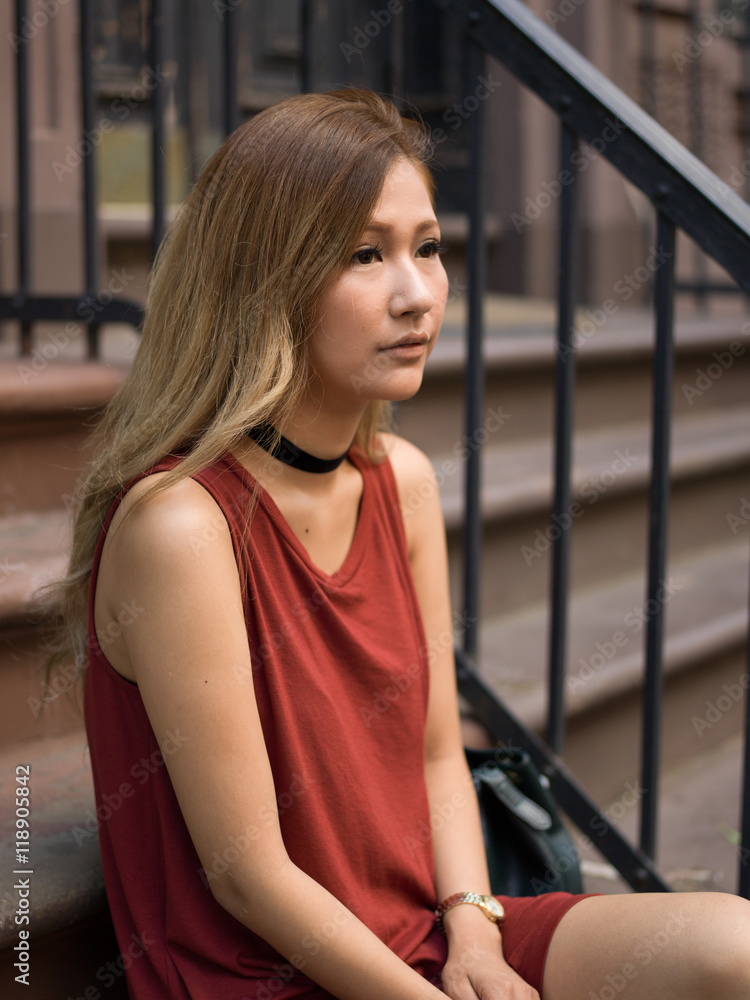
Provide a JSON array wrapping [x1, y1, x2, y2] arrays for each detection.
[[53, 89, 750, 1000]]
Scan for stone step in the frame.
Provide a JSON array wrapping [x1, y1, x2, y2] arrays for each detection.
[[578, 732, 745, 896], [399, 306, 750, 454], [476, 540, 749, 803], [2, 402, 748, 743], [438, 404, 750, 528], [438, 404, 750, 618], [0, 730, 126, 999], [0, 671, 742, 995], [0, 360, 127, 516], [0, 509, 78, 748]]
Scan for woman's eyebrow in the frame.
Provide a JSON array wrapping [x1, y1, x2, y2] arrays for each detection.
[[362, 219, 439, 235]]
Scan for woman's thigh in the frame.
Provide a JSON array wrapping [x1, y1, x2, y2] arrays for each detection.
[[541, 891, 750, 1000]]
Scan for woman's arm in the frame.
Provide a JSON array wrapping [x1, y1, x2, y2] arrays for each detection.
[[388, 436, 540, 1000], [98, 475, 446, 1000]]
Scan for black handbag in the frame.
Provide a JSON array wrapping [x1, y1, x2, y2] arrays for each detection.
[[465, 746, 584, 897]]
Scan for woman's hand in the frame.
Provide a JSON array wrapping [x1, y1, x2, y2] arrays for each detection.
[[440, 906, 539, 1000], [441, 942, 540, 1000]]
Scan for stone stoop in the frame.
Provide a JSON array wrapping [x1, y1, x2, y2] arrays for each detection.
[[0, 733, 127, 1000], [0, 358, 129, 998], [577, 732, 746, 896], [0, 360, 128, 753], [411, 303, 750, 896], [0, 301, 748, 992]]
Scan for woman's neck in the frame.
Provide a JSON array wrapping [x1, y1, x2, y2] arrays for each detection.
[[276, 389, 366, 462], [234, 400, 366, 487]]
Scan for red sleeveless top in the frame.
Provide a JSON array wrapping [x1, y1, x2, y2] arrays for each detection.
[[84, 449, 448, 999]]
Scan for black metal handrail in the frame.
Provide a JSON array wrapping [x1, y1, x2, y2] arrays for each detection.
[[4, 0, 749, 898], [433, 0, 750, 288], [432, 0, 750, 897]]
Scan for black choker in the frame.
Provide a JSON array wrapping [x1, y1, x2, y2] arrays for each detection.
[[247, 424, 350, 474]]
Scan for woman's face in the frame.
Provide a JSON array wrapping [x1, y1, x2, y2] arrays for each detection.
[[306, 158, 449, 413]]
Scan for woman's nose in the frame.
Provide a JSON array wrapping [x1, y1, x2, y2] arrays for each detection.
[[389, 262, 438, 317]]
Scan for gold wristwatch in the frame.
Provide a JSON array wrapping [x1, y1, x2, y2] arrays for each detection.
[[435, 892, 505, 932]]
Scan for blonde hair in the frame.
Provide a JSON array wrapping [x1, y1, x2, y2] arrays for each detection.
[[43, 88, 435, 678]]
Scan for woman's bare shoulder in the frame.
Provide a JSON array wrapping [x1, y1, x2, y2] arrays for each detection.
[[379, 433, 436, 493], [100, 471, 237, 622], [378, 434, 443, 554], [109, 471, 230, 554]]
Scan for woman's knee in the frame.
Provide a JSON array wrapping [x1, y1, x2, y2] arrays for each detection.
[[683, 893, 750, 995]]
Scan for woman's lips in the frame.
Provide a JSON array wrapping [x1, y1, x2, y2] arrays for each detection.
[[379, 335, 429, 359]]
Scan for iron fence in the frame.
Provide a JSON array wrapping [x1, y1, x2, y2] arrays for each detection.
[[3, 0, 750, 897]]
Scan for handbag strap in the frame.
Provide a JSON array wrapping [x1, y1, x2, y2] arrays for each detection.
[[473, 764, 553, 832]]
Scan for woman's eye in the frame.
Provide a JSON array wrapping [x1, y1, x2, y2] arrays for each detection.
[[352, 246, 384, 265], [417, 240, 448, 259]]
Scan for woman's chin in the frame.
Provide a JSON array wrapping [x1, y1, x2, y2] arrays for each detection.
[[372, 369, 427, 404]]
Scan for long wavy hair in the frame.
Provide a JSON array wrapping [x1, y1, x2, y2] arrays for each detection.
[[43, 88, 435, 681]]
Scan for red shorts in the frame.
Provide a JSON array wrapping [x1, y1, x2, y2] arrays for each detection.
[[495, 892, 599, 995]]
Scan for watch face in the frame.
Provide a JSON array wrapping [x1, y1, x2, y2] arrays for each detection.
[[483, 897, 505, 920]]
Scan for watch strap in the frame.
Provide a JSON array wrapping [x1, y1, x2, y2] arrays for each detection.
[[435, 892, 505, 932]]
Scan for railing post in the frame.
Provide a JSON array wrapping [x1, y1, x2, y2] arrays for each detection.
[[222, 2, 239, 137], [15, 0, 32, 355], [150, 0, 167, 261], [80, 0, 100, 358], [639, 208, 676, 862], [461, 35, 487, 660], [740, 560, 750, 899], [687, 0, 707, 309], [300, 0, 314, 93], [546, 120, 579, 755], [640, 0, 657, 119]]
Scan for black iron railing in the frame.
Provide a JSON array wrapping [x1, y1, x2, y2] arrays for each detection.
[[436, 0, 750, 897], [3, 0, 749, 898], [639, 0, 749, 301], [2, 0, 144, 353]]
